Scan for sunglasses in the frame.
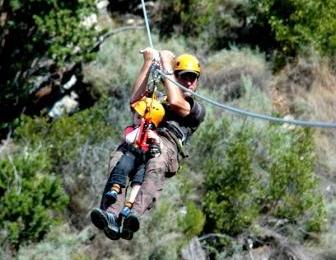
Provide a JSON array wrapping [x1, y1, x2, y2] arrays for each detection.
[[175, 71, 199, 81]]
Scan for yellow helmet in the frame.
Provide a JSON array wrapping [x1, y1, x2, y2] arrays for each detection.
[[131, 97, 165, 127], [174, 54, 201, 75]]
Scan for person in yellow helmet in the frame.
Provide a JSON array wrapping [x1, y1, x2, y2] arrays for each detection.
[[91, 47, 205, 240]]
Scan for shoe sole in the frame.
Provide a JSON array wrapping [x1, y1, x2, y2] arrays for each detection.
[[90, 208, 108, 230], [104, 227, 119, 240], [123, 215, 140, 233], [120, 229, 133, 240], [120, 215, 139, 240], [90, 208, 120, 240]]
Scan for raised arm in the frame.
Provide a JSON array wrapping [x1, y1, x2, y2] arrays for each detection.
[[160, 50, 191, 117], [130, 47, 156, 104]]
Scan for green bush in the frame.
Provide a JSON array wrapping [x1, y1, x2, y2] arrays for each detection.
[[0, 147, 68, 248], [264, 126, 326, 232], [178, 202, 205, 239], [33, 0, 98, 64], [156, 0, 213, 37], [11, 99, 124, 229], [195, 110, 325, 238], [14, 98, 118, 166], [202, 125, 259, 235]]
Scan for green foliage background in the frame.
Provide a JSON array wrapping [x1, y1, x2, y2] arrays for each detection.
[[0, 147, 68, 248], [251, 0, 336, 56], [195, 115, 325, 240], [0, 0, 335, 258]]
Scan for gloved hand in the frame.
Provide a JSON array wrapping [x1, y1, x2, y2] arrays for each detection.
[[147, 139, 161, 158]]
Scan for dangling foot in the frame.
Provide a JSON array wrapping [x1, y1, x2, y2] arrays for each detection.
[[90, 208, 120, 240], [120, 206, 131, 218], [104, 190, 118, 207], [121, 211, 140, 240]]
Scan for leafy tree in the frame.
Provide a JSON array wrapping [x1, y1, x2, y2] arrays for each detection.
[[156, 0, 336, 63], [250, 0, 336, 58], [0, 0, 99, 123]]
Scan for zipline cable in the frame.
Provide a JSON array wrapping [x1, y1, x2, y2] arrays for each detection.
[[157, 70, 336, 128], [140, 0, 154, 49], [140, 0, 336, 129]]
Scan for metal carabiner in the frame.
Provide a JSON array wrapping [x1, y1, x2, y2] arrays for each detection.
[[147, 51, 162, 96]]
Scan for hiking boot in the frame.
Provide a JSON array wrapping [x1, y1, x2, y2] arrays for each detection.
[[120, 228, 134, 240], [90, 208, 120, 240], [121, 211, 140, 240], [104, 190, 118, 207]]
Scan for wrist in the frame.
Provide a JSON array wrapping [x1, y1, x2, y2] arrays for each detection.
[[162, 67, 174, 75], [163, 74, 175, 83]]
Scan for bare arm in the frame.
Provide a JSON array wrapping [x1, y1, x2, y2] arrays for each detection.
[[130, 47, 156, 104], [160, 50, 191, 116]]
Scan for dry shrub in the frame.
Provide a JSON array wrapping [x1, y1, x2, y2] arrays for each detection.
[[41, 176, 193, 260], [271, 56, 336, 258], [62, 139, 118, 229], [83, 29, 148, 99], [271, 87, 291, 116], [16, 224, 100, 260], [244, 228, 324, 260], [0, 138, 16, 159], [306, 84, 336, 180], [314, 200, 336, 259], [271, 55, 336, 179], [202, 47, 272, 102], [271, 55, 336, 118], [83, 29, 191, 100]]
